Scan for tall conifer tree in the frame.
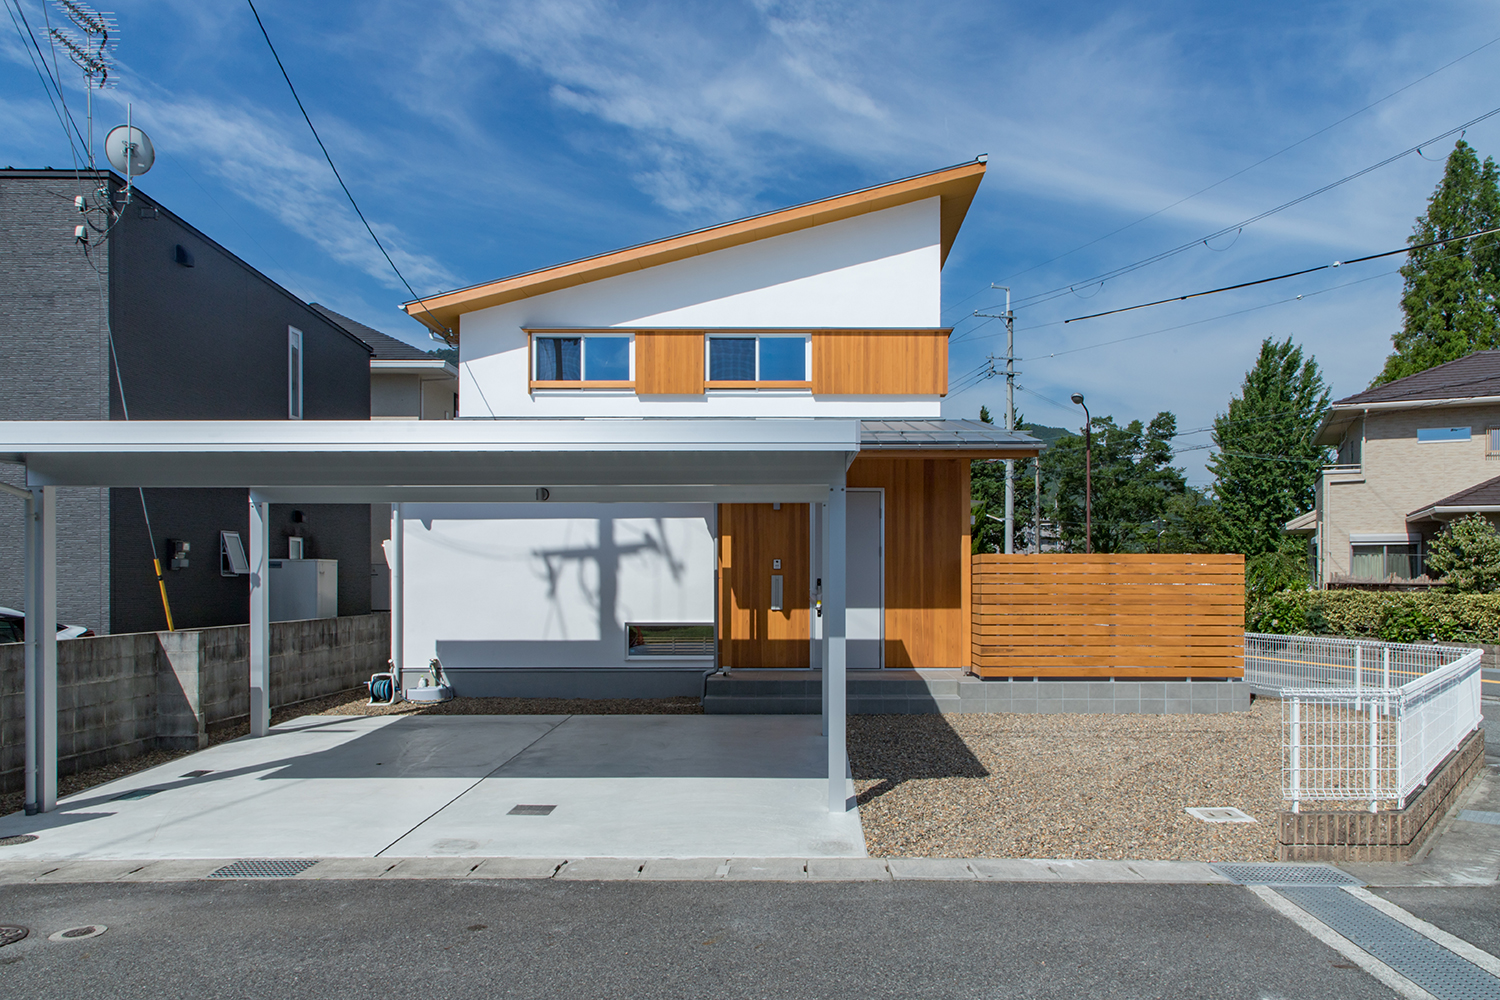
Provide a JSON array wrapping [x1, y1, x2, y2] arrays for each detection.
[[1376, 140, 1500, 383], [1209, 337, 1329, 555]]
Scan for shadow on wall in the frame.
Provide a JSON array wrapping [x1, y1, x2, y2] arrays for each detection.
[[849, 713, 989, 805]]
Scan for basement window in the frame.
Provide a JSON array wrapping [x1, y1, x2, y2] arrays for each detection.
[[626, 623, 714, 659]]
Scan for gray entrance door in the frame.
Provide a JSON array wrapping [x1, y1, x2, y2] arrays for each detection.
[[845, 489, 883, 668]]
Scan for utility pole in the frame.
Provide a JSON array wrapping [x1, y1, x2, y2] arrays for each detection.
[[975, 286, 1017, 553]]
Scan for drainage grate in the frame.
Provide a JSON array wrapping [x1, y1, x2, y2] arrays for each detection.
[[113, 788, 161, 801], [207, 859, 319, 879], [181, 770, 214, 778], [1458, 810, 1500, 827], [0, 926, 28, 948], [508, 804, 557, 816], [1186, 807, 1256, 824], [1211, 863, 1360, 886], [1279, 887, 1500, 1000], [0, 835, 38, 847]]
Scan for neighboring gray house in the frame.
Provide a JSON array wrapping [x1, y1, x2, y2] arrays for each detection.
[[0, 168, 374, 633], [309, 304, 458, 609], [1294, 350, 1500, 586]]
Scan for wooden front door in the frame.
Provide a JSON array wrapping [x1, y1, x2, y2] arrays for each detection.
[[718, 503, 810, 667]]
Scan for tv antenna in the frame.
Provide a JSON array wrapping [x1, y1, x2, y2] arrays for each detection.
[[48, 1, 117, 168]]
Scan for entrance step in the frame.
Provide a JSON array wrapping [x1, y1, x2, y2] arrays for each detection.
[[703, 669, 963, 714]]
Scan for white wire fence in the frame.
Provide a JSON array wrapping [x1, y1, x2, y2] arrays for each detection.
[[1245, 633, 1483, 813]]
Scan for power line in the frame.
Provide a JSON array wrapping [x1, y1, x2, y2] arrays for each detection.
[[989, 33, 1500, 290], [1064, 224, 1500, 323], [244, 0, 454, 343], [1006, 103, 1500, 313]]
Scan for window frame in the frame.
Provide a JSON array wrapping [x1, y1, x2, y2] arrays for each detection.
[[703, 332, 812, 390], [1349, 541, 1424, 581], [1487, 426, 1500, 456], [528, 331, 635, 390], [287, 326, 303, 420]]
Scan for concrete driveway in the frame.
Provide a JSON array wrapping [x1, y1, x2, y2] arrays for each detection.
[[0, 715, 865, 860]]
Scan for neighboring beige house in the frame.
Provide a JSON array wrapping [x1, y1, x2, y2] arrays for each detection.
[[310, 304, 458, 609], [1294, 350, 1500, 586]]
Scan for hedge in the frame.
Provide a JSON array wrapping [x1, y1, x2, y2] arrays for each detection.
[[1247, 589, 1500, 644]]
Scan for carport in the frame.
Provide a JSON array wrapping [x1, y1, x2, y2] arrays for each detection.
[[1, 418, 859, 817]]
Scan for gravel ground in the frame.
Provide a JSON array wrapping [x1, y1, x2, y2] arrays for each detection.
[[849, 697, 1283, 861]]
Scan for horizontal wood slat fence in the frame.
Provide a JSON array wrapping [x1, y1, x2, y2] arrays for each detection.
[[971, 554, 1245, 679]]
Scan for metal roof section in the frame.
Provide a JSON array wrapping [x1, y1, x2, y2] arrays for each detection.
[[860, 419, 1042, 456], [399, 159, 987, 339], [0, 418, 861, 503], [1408, 473, 1500, 521], [1283, 509, 1317, 533]]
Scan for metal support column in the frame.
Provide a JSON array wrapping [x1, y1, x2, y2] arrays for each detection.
[[391, 502, 404, 688], [25, 486, 57, 814], [248, 494, 271, 737], [825, 479, 847, 813]]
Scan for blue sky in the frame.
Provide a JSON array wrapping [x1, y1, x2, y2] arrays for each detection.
[[6, 1, 1500, 484]]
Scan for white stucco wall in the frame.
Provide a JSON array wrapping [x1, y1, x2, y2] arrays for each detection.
[[400, 502, 716, 669], [457, 197, 944, 419]]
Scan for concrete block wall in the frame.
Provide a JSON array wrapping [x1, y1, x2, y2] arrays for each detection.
[[0, 613, 388, 793]]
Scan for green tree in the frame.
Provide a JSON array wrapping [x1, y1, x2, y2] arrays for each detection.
[[1426, 513, 1500, 592], [1047, 411, 1187, 553], [1376, 140, 1500, 384], [1209, 337, 1330, 556], [970, 405, 1042, 553]]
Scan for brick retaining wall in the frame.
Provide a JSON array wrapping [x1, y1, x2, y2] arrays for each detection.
[[0, 613, 388, 792], [1277, 727, 1486, 862]]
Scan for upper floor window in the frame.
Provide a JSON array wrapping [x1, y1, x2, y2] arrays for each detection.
[[1417, 426, 1471, 443], [287, 326, 303, 420], [533, 334, 632, 386], [1487, 427, 1500, 455], [706, 334, 809, 387]]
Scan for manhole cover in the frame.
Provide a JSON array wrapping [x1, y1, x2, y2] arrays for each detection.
[[48, 925, 106, 941], [508, 804, 556, 816], [1186, 807, 1256, 824], [207, 859, 319, 879], [1210, 863, 1361, 886], [0, 835, 39, 847], [181, 770, 214, 778], [0, 926, 28, 947], [113, 788, 161, 801]]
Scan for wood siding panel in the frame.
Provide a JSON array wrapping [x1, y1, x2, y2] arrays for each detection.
[[718, 503, 810, 667], [636, 330, 704, 395], [812, 331, 948, 395], [847, 456, 969, 668], [970, 554, 1245, 679]]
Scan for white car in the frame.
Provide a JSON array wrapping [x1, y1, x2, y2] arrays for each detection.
[[0, 607, 93, 644]]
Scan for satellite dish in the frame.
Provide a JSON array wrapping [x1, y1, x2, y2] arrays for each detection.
[[105, 124, 154, 177]]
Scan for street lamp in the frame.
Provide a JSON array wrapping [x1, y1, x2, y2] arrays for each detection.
[[1070, 393, 1092, 554]]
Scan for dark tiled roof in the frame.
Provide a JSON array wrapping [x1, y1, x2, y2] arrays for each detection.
[[1411, 474, 1500, 516], [860, 419, 1041, 450], [1334, 350, 1500, 406], [310, 304, 438, 362]]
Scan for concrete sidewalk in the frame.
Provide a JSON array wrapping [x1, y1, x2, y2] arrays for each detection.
[[0, 714, 864, 861]]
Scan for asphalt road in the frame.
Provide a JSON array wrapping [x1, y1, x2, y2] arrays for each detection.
[[0, 880, 1401, 1000]]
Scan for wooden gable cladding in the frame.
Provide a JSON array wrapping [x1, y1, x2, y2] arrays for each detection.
[[970, 554, 1246, 679], [846, 455, 971, 669], [635, 330, 705, 395], [717, 502, 811, 668], [812, 330, 949, 396]]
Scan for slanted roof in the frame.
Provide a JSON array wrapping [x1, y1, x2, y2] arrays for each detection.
[[1333, 351, 1500, 407], [859, 419, 1041, 458], [1408, 474, 1500, 521], [400, 159, 987, 339], [1284, 509, 1317, 534], [310, 304, 435, 362], [1316, 350, 1500, 445]]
